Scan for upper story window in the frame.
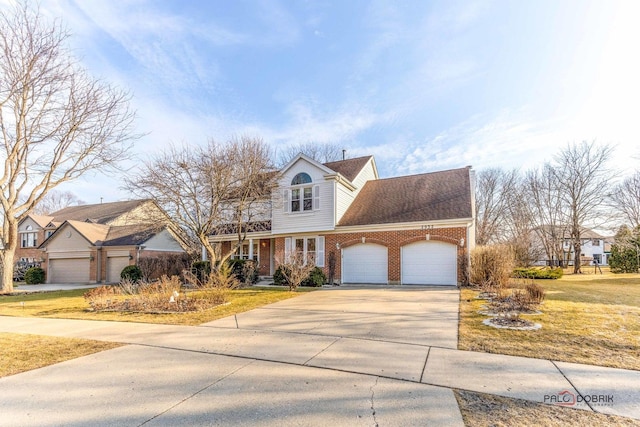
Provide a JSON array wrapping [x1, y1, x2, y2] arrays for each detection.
[[21, 232, 38, 248], [291, 173, 312, 186], [284, 172, 320, 213]]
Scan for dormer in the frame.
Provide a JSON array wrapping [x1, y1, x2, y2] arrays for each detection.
[[272, 153, 378, 234]]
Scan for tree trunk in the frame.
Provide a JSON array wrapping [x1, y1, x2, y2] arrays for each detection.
[[573, 240, 582, 274], [0, 219, 18, 294]]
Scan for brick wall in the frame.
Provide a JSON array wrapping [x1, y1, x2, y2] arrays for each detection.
[[323, 227, 467, 284], [270, 227, 467, 285]]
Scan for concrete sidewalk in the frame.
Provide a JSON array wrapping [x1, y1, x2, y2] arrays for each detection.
[[0, 288, 639, 425]]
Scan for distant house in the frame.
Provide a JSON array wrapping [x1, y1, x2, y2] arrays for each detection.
[[16, 200, 189, 284], [561, 229, 610, 266], [210, 154, 476, 286], [531, 226, 611, 266]]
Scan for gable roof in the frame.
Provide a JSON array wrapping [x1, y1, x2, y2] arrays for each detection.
[[49, 200, 151, 225], [26, 214, 54, 228], [338, 167, 473, 226], [323, 156, 373, 182], [102, 224, 161, 246], [62, 220, 110, 245]]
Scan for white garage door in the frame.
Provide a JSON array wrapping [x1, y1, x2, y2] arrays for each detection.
[[107, 257, 130, 283], [342, 243, 388, 284], [402, 241, 457, 286], [49, 258, 90, 284]]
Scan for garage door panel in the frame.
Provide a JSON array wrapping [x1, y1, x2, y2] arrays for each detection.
[[49, 258, 90, 284], [342, 244, 388, 284], [402, 241, 457, 286], [107, 257, 130, 283]]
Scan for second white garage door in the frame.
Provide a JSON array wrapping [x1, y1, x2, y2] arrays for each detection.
[[401, 241, 457, 286], [48, 258, 90, 284], [107, 256, 130, 283], [342, 243, 388, 284]]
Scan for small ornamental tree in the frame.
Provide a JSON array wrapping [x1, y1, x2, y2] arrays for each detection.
[[273, 250, 316, 291]]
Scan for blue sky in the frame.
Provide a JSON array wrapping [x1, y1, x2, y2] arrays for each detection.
[[19, 0, 640, 202]]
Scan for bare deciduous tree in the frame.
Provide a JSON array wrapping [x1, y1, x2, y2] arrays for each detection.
[[273, 250, 316, 291], [610, 171, 640, 229], [524, 164, 569, 266], [552, 141, 615, 273], [0, 2, 136, 293], [124, 136, 278, 267], [277, 142, 343, 166], [32, 190, 85, 215], [474, 168, 518, 245]]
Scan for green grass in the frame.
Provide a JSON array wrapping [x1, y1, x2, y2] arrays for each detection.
[[459, 270, 640, 370], [0, 286, 312, 326]]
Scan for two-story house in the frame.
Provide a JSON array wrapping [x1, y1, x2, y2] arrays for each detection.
[[211, 154, 475, 286], [17, 199, 189, 284], [561, 228, 609, 266]]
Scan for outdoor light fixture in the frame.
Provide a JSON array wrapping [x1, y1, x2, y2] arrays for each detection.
[[425, 234, 430, 240], [460, 238, 465, 247], [336, 242, 340, 249]]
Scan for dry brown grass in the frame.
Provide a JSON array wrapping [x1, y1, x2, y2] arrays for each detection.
[[455, 389, 640, 426], [459, 270, 640, 370], [0, 333, 121, 378], [0, 287, 310, 326]]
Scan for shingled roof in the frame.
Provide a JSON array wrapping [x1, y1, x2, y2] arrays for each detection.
[[323, 156, 373, 182], [49, 200, 151, 225], [338, 167, 473, 226]]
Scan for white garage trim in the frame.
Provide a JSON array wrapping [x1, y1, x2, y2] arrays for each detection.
[[401, 241, 457, 286], [48, 258, 90, 284], [342, 243, 388, 284]]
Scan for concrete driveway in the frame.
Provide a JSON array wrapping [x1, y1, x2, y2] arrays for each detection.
[[0, 286, 465, 426], [204, 286, 460, 349]]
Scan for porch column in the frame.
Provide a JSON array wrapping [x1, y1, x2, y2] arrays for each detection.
[[248, 238, 254, 260]]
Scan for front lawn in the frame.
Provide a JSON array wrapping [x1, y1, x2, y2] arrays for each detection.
[[0, 286, 311, 326], [0, 333, 121, 378], [459, 271, 640, 370]]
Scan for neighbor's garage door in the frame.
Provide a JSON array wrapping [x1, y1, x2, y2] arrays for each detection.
[[49, 258, 90, 284], [401, 241, 457, 285], [107, 256, 130, 283], [342, 243, 388, 284]]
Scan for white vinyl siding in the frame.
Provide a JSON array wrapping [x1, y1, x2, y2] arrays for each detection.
[[401, 241, 457, 286], [273, 181, 335, 234], [342, 244, 388, 284], [143, 229, 185, 252]]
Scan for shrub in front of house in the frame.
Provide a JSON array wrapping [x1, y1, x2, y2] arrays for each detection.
[[512, 267, 563, 280], [120, 265, 142, 283], [470, 245, 514, 290], [303, 267, 326, 287], [191, 261, 211, 282], [273, 265, 325, 287], [24, 267, 45, 284], [228, 259, 259, 285], [273, 265, 289, 286]]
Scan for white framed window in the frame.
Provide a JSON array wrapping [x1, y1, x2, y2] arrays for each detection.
[[284, 173, 320, 213], [284, 236, 324, 267], [233, 241, 258, 262], [20, 232, 38, 248]]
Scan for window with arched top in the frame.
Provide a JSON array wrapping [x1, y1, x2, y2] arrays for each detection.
[[284, 172, 320, 213], [291, 173, 312, 186]]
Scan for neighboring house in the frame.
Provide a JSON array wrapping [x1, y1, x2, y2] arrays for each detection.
[[531, 226, 610, 266], [211, 154, 476, 286], [561, 229, 609, 266], [16, 200, 189, 284]]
